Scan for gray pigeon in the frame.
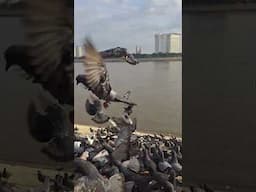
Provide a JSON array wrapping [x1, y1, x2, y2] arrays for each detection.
[[74, 159, 125, 192], [76, 39, 137, 124]]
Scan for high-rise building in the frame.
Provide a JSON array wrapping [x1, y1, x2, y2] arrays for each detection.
[[74, 45, 84, 58], [135, 45, 142, 54], [138, 46, 142, 54], [169, 33, 182, 53], [155, 33, 169, 53], [74, 47, 77, 57], [154, 34, 160, 53], [154, 33, 182, 53]]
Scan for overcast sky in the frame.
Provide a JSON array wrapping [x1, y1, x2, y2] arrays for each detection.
[[75, 0, 181, 53]]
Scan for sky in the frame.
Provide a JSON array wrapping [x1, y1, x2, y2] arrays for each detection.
[[75, 0, 181, 53]]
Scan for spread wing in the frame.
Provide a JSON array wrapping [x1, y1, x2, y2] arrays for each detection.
[[24, 0, 73, 82], [83, 39, 111, 99]]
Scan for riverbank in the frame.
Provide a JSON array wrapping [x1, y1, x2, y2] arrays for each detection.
[[0, 163, 62, 189], [74, 56, 182, 63], [75, 124, 182, 141], [74, 123, 182, 192]]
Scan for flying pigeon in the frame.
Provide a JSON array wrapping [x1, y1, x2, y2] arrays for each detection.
[[76, 39, 137, 124]]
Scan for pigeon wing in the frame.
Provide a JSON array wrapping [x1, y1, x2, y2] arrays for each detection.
[[83, 39, 111, 99], [24, 0, 73, 82]]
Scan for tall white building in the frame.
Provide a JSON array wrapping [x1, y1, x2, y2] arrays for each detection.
[[154, 33, 182, 53], [154, 34, 160, 53], [74, 45, 84, 58], [155, 33, 169, 53], [169, 33, 182, 53]]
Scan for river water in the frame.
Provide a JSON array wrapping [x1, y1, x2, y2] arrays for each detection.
[[75, 61, 182, 137]]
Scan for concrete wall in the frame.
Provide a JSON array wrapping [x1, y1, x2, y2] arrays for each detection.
[[183, 4, 256, 188]]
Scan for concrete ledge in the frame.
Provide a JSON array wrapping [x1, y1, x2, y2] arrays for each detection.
[[184, 3, 256, 12]]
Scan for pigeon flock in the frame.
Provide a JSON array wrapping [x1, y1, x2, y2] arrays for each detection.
[[73, 119, 183, 192], [0, 134, 216, 192], [72, 37, 183, 191], [72, 127, 221, 192], [1, 0, 219, 190]]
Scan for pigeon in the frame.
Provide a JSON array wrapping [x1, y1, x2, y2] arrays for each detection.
[[169, 150, 182, 173], [37, 170, 46, 183], [1, 168, 11, 181], [76, 39, 137, 102], [73, 116, 184, 192], [74, 159, 125, 192], [31, 176, 51, 192], [157, 145, 173, 173], [111, 126, 135, 162], [76, 39, 137, 123], [143, 148, 175, 192], [4, 0, 74, 162]]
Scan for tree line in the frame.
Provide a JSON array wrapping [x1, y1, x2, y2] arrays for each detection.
[[133, 52, 182, 58]]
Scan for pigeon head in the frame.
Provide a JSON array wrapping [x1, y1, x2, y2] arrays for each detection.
[[76, 74, 87, 86], [4, 45, 32, 72]]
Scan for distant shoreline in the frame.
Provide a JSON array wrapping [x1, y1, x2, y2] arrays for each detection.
[[75, 56, 182, 63]]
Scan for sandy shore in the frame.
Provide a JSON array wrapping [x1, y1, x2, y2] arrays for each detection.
[[75, 124, 182, 141], [0, 163, 62, 188]]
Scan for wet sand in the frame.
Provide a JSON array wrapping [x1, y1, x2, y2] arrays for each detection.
[[0, 163, 59, 188]]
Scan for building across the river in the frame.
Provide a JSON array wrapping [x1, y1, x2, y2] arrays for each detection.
[[154, 33, 182, 54], [74, 45, 84, 58], [135, 45, 142, 54]]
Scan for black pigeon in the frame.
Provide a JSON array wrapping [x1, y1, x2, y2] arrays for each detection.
[[2, 168, 11, 180], [4, 0, 74, 105], [27, 103, 73, 161], [4, 45, 33, 79], [37, 170, 46, 183]]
